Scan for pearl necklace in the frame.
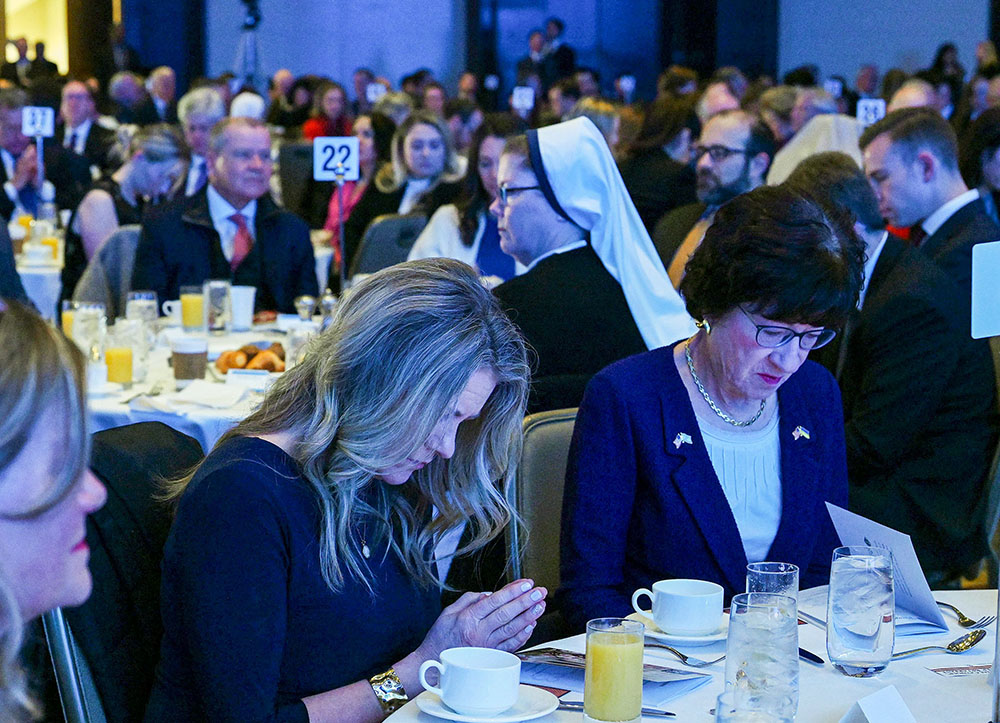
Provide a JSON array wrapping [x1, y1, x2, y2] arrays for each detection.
[[684, 339, 765, 428]]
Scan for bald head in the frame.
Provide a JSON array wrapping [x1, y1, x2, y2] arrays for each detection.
[[888, 79, 938, 112]]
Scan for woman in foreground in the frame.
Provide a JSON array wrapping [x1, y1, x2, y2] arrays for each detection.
[[558, 185, 864, 628], [0, 301, 106, 720], [146, 259, 545, 722]]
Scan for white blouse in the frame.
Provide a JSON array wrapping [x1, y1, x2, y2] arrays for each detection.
[[696, 408, 782, 564]]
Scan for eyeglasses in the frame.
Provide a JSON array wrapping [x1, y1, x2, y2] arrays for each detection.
[[499, 183, 540, 205], [738, 306, 837, 350], [693, 144, 747, 162]]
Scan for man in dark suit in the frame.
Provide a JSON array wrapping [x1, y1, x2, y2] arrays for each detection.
[[108, 72, 159, 126], [0, 37, 30, 87], [516, 30, 548, 87], [139, 66, 179, 124], [787, 152, 999, 583], [27, 42, 58, 80], [544, 18, 576, 83], [133, 117, 318, 313], [0, 88, 92, 222], [652, 110, 775, 283], [490, 135, 648, 413], [861, 107, 1000, 305], [54, 80, 116, 173]]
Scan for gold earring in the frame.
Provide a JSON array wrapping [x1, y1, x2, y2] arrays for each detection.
[[696, 319, 711, 335]]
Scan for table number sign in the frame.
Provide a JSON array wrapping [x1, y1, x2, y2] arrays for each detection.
[[22, 105, 55, 137], [511, 86, 535, 112], [856, 98, 886, 127], [313, 136, 360, 182]]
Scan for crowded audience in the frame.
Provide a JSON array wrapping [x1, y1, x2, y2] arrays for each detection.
[[4, 24, 1000, 722]]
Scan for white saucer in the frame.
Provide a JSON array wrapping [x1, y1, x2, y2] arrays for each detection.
[[627, 611, 729, 646], [414, 684, 558, 722], [87, 381, 124, 397]]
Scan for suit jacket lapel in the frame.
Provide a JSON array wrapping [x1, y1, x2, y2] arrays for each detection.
[[921, 199, 979, 258], [767, 371, 824, 564], [659, 380, 749, 594]]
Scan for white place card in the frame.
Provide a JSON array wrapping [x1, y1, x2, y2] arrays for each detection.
[[826, 503, 948, 634], [839, 685, 916, 723], [972, 240, 1000, 339], [21, 105, 54, 137], [857, 98, 886, 127], [313, 136, 360, 182], [511, 86, 535, 111]]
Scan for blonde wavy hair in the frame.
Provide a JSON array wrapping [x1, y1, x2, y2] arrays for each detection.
[[375, 110, 463, 194], [165, 259, 529, 593], [0, 302, 89, 721]]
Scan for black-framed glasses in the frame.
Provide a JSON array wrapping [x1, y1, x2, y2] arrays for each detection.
[[499, 183, 540, 205], [693, 144, 747, 162], [738, 306, 837, 350]]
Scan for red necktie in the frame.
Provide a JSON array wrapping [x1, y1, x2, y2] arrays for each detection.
[[229, 213, 253, 271]]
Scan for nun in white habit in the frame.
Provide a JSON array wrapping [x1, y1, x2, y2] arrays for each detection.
[[491, 116, 694, 411]]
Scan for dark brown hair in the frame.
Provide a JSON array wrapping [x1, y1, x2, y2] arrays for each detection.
[[784, 151, 885, 231]]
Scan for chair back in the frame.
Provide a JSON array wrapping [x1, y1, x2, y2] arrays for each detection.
[[278, 141, 314, 216], [72, 225, 141, 318], [507, 408, 578, 592], [349, 213, 428, 278], [43, 422, 204, 723]]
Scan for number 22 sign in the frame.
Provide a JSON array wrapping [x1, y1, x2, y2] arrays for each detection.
[[313, 137, 360, 182]]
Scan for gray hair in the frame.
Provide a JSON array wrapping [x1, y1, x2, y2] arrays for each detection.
[[208, 116, 270, 155], [0, 302, 89, 721], [178, 87, 226, 125], [108, 72, 143, 103], [164, 259, 529, 594]]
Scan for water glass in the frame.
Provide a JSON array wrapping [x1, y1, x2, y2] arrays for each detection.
[[724, 593, 798, 720], [746, 563, 799, 604], [71, 303, 107, 361], [827, 545, 894, 677], [715, 690, 793, 723], [584, 618, 644, 723], [126, 290, 159, 324], [203, 279, 231, 334], [285, 321, 319, 369]]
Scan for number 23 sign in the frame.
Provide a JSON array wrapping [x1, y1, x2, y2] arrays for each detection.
[[313, 137, 360, 182]]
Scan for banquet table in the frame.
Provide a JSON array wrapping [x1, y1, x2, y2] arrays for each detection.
[[387, 588, 997, 722], [17, 262, 61, 320], [87, 327, 285, 451]]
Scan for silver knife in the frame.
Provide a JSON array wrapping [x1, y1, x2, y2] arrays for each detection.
[[557, 701, 675, 718], [798, 610, 826, 630]]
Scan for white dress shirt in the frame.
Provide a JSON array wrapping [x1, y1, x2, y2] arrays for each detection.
[[1, 148, 24, 210], [206, 184, 256, 263], [857, 231, 888, 309], [186, 155, 207, 197], [920, 188, 980, 238], [63, 118, 92, 155]]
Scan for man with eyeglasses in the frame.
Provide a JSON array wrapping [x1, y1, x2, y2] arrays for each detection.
[[786, 152, 998, 586], [652, 110, 775, 286]]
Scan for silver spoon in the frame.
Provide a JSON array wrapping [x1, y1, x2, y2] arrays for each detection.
[[891, 629, 986, 659]]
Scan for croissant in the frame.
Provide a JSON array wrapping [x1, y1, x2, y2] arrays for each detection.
[[246, 349, 285, 372], [215, 350, 248, 373]]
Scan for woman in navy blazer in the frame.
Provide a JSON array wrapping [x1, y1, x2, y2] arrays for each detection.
[[558, 186, 866, 630]]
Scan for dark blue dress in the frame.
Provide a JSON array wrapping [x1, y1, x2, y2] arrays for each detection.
[[145, 436, 441, 722]]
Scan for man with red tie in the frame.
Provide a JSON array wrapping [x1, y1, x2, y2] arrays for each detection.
[[132, 117, 317, 313]]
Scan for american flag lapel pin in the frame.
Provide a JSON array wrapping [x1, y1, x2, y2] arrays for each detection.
[[673, 432, 693, 449], [792, 425, 811, 441]]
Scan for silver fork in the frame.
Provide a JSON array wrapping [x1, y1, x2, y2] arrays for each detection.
[[644, 642, 725, 667], [936, 600, 997, 629]]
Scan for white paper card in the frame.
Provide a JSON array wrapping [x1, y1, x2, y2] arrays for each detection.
[[511, 86, 535, 111], [21, 106, 55, 137], [313, 136, 360, 182], [838, 685, 916, 723], [857, 99, 886, 127], [972, 240, 1000, 339], [826, 503, 948, 633]]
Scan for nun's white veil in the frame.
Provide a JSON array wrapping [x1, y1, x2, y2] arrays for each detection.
[[528, 117, 694, 349]]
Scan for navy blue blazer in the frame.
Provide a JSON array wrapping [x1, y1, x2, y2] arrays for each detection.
[[132, 187, 317, 313], [557, 344, 848, 630]]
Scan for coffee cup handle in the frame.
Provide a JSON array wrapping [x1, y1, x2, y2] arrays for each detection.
[[418, 659, 444, 697], [631, 588, 653, 616], [162, 300, 178, 316]]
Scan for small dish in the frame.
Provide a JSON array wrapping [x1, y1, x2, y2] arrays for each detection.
[[627, 611, 729, 646], [414, 684, 558, 722], [87, 381, 124, 398]]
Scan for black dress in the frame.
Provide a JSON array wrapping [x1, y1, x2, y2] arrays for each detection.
[[63, 178, 142, 299]]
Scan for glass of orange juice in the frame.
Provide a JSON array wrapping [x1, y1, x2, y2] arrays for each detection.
[[179, 285, 205, 333], [106, 319, 140, 386], [584, 618, 644, 722], [61, 300, 78, 339]]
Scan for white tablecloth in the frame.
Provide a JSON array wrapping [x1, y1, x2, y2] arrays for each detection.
[[387, 589, 997, 722], [87, 328, 283, 451], [17, 264, 61, 319]]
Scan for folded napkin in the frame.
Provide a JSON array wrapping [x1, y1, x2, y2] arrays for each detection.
[[128, 380, 249, 414]]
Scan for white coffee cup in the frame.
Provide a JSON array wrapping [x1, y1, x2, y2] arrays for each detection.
[[230, 285, 256, 331], [161, 299, 182, 326], [632, 579, 724, 635], [418, 647, 520, 716]]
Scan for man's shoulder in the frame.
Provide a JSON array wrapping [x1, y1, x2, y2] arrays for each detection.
[[260, 196, 309, 236]]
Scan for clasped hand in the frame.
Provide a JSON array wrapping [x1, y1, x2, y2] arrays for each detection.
[[418, 578, 547, 658]]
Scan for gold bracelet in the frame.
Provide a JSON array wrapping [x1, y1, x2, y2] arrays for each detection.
[[369, 667, 408, 715]]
